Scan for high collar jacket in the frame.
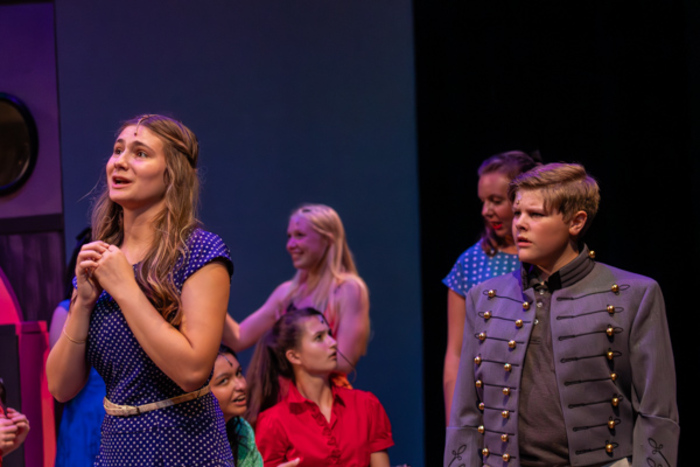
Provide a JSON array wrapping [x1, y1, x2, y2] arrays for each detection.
[[444, 258, 679, 467]]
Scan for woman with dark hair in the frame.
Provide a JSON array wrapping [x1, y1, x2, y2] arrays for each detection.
[[247, 308, 393, 467], [211, 345, 263, 467], [224, 204, 369, 377], [47, 114, 234, 466], [443, 151, 540, 419], [212, 346, 301, 467]]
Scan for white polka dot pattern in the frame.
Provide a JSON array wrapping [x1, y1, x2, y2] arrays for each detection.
[[443, 242, 520, 296], [82, 229, 235, 466]]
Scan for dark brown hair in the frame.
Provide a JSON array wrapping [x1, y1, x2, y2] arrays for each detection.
[[244, 308, 325, 428]]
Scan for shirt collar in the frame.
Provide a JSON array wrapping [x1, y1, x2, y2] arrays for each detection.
[[287, 380, 346, 409], [521, 243, 595, 292]]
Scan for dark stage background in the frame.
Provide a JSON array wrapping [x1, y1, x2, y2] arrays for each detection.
[[0, 1, 694, 466], [416, 1, 695, 465]]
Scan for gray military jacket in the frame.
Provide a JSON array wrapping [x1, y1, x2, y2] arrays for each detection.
[[444, 250, 679, 467]]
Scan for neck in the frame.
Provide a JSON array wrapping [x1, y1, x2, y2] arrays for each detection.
[[293, 370, 333, 407], [535, 240, 580, 281], [120, 204, 163, 264], [298, 266, 324, 294], [500, 234, 517, 255], [493, 233, 517, 255]]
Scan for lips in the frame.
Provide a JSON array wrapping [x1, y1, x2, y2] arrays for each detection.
[[517, 236, 532, 246], [232, 394, 246, 405], [111, 175, 132, 187], [491, 222, 503, 230]]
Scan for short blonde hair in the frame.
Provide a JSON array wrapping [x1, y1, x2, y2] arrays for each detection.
[[509, 163, 600, 236]]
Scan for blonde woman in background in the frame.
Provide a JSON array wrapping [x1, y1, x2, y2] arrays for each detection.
[[224, 204, 369, 379]]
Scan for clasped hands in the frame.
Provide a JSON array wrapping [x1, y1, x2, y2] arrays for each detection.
[[76, 241, 137, 306], [0, 408, 29, 457]]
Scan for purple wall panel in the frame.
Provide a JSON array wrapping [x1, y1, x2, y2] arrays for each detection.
[[0, 3, 63, 220]]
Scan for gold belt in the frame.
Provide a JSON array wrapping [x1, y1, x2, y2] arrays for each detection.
[[103, 385, 210, 417]]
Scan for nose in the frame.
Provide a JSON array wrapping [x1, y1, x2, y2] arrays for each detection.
[[482, 201, 492, 218], [286, 237, 296, 250], [513, 214, 525, 232], [327, 334, 337, 349], [112, 151, 128, 170], [233, 376, 246, 391]]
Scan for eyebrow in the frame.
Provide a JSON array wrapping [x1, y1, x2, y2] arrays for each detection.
[[213, 370, 231, 380], [115, 138, 155, 152]]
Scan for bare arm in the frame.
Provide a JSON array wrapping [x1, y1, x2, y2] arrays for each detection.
[[47, 241, 108, 401], [443, 289, 466, 423], [333, 277, 370, 374], [369, 450, 390, 467], [223, 282, 291, 352]]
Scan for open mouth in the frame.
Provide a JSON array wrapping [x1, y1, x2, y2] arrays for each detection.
[[112, 176, 131, 186], [233, 394, 246, 404]]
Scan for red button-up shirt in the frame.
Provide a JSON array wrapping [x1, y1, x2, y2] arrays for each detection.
[[256, 383, 393, 467]]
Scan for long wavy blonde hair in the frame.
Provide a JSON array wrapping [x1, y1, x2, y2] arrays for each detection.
[[91, 114, 200, 325], [284, 204, 366, 331]]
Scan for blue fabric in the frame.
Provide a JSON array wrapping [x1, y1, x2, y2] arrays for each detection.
[[84, 229, 235, 467], [443, 241, 520, 297], [55, 366, 106, 467]]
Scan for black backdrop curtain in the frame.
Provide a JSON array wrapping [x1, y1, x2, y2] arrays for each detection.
[[415, 2, 696, 465]]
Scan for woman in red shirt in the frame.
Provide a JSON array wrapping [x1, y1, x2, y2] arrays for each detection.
[[247, 308, 393, 467]]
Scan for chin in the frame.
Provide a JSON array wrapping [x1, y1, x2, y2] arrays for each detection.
[[517, 252, 536, 264], [226, 409, 246, 420]]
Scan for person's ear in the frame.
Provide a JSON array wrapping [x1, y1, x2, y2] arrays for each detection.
[[568, 210, 588, 237], [286, 348, 301, 366]]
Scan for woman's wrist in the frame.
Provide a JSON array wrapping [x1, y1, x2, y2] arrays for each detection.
[[107, 278, 140, 304], [71, 297, 97, 317]]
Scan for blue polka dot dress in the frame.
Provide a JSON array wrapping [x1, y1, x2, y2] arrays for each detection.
[[443, 241, 520, 296], [84, 229, 235, 466]]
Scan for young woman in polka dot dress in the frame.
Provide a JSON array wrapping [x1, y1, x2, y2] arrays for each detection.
[[443, 151, 540, 421], [47, 115, 235, 466]]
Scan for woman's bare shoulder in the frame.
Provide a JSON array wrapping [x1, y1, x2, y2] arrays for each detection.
[[334, 274, 368, 296]]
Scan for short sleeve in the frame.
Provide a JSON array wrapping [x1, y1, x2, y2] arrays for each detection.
[[175, 229, 234, 288], [255, 409, 291, 467], [443, 243, 520, 298], [443, 254, 468, 297], [364, 392, 394, 453], [443, 244, 479, 297]]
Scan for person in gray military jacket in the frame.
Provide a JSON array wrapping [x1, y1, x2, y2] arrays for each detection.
[[444, 163, 679, 467]]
